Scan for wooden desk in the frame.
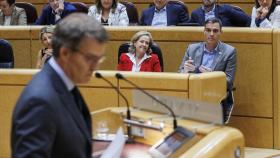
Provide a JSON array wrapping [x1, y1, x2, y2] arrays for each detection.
[[0, 70, 226, 158]]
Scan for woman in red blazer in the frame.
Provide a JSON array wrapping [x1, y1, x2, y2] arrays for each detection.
[[117, 31, 162, 72]]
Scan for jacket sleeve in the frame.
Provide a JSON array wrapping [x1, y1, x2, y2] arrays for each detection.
[[178, 46, 190, 73], [152, 54, 162, 72], [177, 5, 189, 24], [228, 5, 251, 27], [140, 10, 147, 25], [224, 48, 237, 89], [12, 98, 56, 158], [35, 7, 48, 25]]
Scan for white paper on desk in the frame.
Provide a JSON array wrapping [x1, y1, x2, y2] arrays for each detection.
[[100, 127, 125, 158]]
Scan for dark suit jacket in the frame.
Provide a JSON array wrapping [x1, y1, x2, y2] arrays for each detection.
[[117, 53, 161, 72], [140, 3, 189, 26], [189, 4, 251, 27], [178, 42, 237, 89], [11, 63, 92, 158], [35, 2, 76, 25]]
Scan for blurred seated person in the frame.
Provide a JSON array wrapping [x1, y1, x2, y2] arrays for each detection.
[[140, 0, 189, 26], [189, 0, 251, 27], [178, 17, 236, 121], [35, 0, 76, 25], [0, 0, 27, 25], [88, 0, 129, 26], [36, 26, 54, 69], [250, 0, 280, 28], [117, 31, 161, 72]]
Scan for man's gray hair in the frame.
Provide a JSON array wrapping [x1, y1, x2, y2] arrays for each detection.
[[52, 13, 108, 57]]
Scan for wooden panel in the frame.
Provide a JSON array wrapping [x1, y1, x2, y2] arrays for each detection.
[[118, 72, 189, 90], [0, 86, 25, 158], [228, 116, 273, 148], [10, 40, 32, 68], [189, 72, 226, 104], [119, 90, 188, 109], [232, 43, 273, 117], [273, 29, 280, 149], [80, 88, 118, 111]]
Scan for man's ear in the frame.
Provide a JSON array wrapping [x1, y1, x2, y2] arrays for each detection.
[[58, 46, 70, 62]]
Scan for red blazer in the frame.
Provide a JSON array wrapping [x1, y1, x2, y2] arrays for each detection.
[[117, 53, 162, 72]]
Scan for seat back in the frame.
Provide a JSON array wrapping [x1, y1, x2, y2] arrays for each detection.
[[71, 2, 89, 14], [15, 2, 38, 25], [118, 42, 164, 71], [0, 39, 14, 68], [120, 1, 139, 25]]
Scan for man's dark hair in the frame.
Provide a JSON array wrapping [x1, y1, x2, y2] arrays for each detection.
[[255, 0, 276, 19], [1, 0, 15, 6], [52, 13, 108, 57], [204, 17, 223, 30], [95, 0, 118, 14]]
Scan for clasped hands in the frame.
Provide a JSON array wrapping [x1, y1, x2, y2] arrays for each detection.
[[256, 6, 269, 20], [184, 57, 212, 73]]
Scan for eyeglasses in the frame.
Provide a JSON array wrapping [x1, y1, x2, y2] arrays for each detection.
[[204, 28, 220, 34], [76, 51, 106, 65]]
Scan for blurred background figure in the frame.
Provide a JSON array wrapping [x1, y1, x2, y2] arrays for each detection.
[[36, 26, 54, 69], [88, 0, 129, 26], [140, 0, 189, 26], [35, 0, 76, 25], [250, 0, 280, 28], [117, 31, 161, 72], [0, 0, 27, 25]]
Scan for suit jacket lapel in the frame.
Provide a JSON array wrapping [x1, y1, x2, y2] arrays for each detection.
[[45, 63, 92, 145], [212, 42, 224, 70], [148, 6, 155, 25], [194, 42, 204, 67], [10, 8, 17, 25]]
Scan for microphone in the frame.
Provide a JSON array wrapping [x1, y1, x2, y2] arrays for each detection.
[[116, 73, 178, 130], [95, 72, 133, 142]]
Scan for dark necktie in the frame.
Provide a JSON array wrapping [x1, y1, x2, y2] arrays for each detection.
[[71, 87, 91, 130], [71, 87, 83, 113]]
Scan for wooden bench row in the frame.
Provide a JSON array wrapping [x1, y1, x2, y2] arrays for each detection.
[[0, 26, 280, 149], [17, 0, 254, 17]]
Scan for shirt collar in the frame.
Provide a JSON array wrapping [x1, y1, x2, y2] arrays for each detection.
[[126, 52, 152, 64], [202, 4, 216, 12], [48, 57, 75, 91], [154, 6, 167, 13], [204, 41, 220, 54]]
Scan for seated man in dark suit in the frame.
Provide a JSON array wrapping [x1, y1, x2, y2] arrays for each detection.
[[178, 17, 237, 122], [35, 0, 76, 25], [12, 13, 108, 158], [189, 0, 251, 27], [140, 0, 189, 26]]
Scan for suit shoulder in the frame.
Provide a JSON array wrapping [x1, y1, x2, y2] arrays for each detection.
[[142, 6, 154, 14], [221, 42, 236, 52], [188, 42, 202, 49], [15, 6, 25, 13], [64, 2, 77, 11]]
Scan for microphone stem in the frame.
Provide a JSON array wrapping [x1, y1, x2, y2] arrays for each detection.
[[95, 74, 133, 142], [120, 77, 177, 129]]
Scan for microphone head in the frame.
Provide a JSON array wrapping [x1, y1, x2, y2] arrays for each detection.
[[95, 72, 102, 78], [116, 73, 124, 79]]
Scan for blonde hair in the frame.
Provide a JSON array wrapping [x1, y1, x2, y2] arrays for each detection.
[[128, 31, 153, 54], [39, 26, 54, 40]]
